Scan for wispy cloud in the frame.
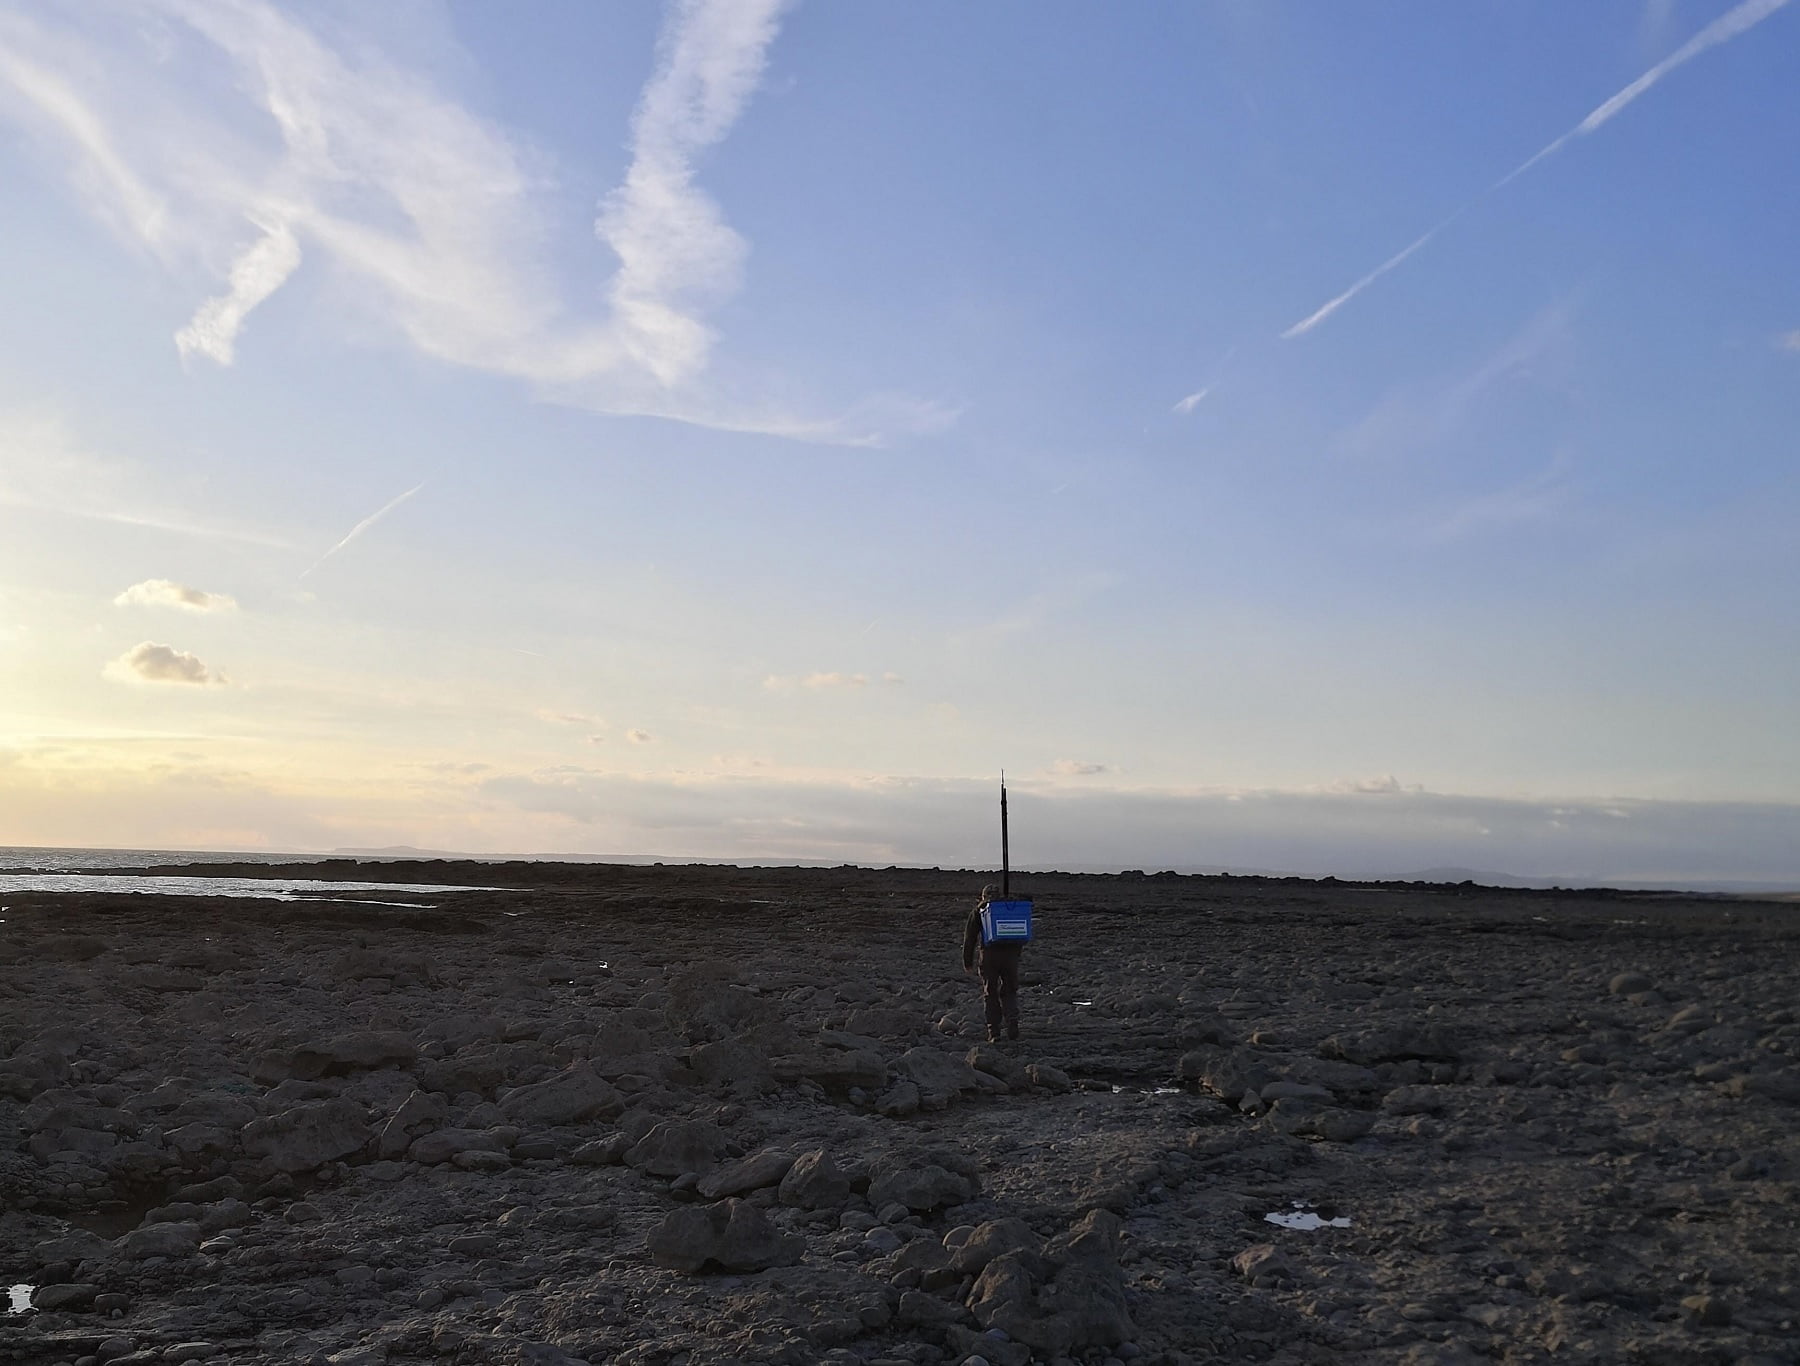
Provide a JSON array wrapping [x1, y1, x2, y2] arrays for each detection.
[[105, 640, 226, 686], [764, 670, 904, 690], [1282, 0, 1793, 339], [1051, 760, 1108, 777], [0, 408, 286, 546], [1777, 330, 1800, 352], [597, 0, 790, 387], [1172, 387, 1210, 416], [0, 0, 933, 445], [114, 579, 238, 612], [626, 728, 653, 744], [299, 481, 424, 580]]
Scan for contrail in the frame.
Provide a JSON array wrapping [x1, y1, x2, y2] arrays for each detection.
[[299, 481, 424, 579], [1282, 0, 1792, 340]]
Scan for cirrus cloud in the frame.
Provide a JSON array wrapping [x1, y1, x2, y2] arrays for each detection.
[[105, 640, 226, 686]]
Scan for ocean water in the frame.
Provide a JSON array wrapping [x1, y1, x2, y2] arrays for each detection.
[[0, 846, 323, 872], [0, 847, 490, 902]]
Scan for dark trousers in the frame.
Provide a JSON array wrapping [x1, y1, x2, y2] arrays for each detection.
[[979, 945, 1022, 1037]]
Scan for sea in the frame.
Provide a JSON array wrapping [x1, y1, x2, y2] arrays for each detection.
[[0, 847, 491, 902]]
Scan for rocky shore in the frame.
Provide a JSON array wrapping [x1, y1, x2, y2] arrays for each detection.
[[2, 863, 1796, 1365]]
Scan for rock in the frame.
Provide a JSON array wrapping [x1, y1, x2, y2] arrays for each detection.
[[31, 1283, 99, 1311], [568, 1133, 632, 1166], [1609, 972, 1654, 996], [688, 1039, 776, 1094], [1260, 1080, 1334, 1104], [1232, 1243, 1299, 1287], [497, 1062, 624, 1126], [773, 1048, 889, 1091], [965, 1044, 1030, 1089], [891, 1047, 989, 1108], [897, 1288, 966, 1328], [1025, 1063, 1072, 1093], [1381, 1085, 1449, 1115], [1321, 1024, 1459, 1065], [778, 1149, 852, 1209], [376, 1089, 448, 1158], [625, 1119, 726, 1177], [951, 1218, 1043, 1276], [286, 1031, 417, 1079], [117, 1221, 200, 1260], [869, 1151, 982, 1211], [241, 1097, 372, 1172], [845, 1007, 919, 1037], [1680, 1294, 1731, 1327], [876, 1080, 922, 1117], [407, 1126, 512, 1165], [646, 1198, 805, 1273], [1177, 1047, 1278, 1103]]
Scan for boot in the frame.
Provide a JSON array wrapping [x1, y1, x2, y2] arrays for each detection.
[[985, 1028, 1001, 1044]]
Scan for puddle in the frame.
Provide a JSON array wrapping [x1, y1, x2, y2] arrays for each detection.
[[1265, 1200, 1350, 1231], [8, 1285, 34, 1314]]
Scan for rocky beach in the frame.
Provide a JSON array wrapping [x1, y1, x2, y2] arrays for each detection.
[[2, 862, 1796, 1366]]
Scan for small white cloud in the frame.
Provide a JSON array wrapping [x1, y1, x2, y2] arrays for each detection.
[[538, 708, 605, 727], [1777, 330, 1800, 352], [1052, 760, 1108, 776], [626, 729, 652, 744], [113, 579, 237, 612], [881, 672, 903, 684], [804, 672, 867, 688], [105, 641, 225, 686], [1172, 387, 1209, 415], [586, 734, 606, 746]]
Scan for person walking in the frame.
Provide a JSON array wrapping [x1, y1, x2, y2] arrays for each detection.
[[963, 883, 1024, 1042]]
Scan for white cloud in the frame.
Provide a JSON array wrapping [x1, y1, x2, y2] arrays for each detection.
[[174, 216, 302, 365], [105, 640, 225, 686], [1172, 388, 1210, 415], [113, 578, 238, 612], [626, 729, 653, 744], [0, 0, 937, 445], [1051, 760, 1108, 776], [1777, 330, 1800, 352], [765, 671, 904, 690], [538, 708, 606, 728]]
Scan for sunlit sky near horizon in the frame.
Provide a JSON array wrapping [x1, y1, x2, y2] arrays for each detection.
[[2, 0, 1798, 881]]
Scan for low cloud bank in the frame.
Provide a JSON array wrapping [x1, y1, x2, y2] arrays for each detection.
[[477, 772, 1800, 887]]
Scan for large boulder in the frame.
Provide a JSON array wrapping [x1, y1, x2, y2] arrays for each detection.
[[407, 1127, 513, 1166], [241, 1098, 371, 1172], [965, 1044, 1030, 1090], [498, 1062, 623, 1126], [117, 1221, 200, 1261], [696, 1148, 796, 1200], [890, 1047, 987, 1108], [777, 1149, 851, 1209], [376, 1089, 448, 1159], [867, 1150, 981, 1212], [950, 1217, 1042, 1276], [625, 1120, 726, 1177], [646, 1199, 805, 1273]]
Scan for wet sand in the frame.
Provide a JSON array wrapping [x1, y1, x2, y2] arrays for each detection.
[[2, 863, 1796, 1365]]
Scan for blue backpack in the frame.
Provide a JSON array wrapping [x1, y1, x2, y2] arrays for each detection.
[[979, 899, 1034, 945]]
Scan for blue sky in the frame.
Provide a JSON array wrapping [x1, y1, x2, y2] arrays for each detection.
[[1, 0, 1797, 880]]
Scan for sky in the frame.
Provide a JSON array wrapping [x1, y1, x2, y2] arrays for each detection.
[[1, 0, 1798, 882]]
